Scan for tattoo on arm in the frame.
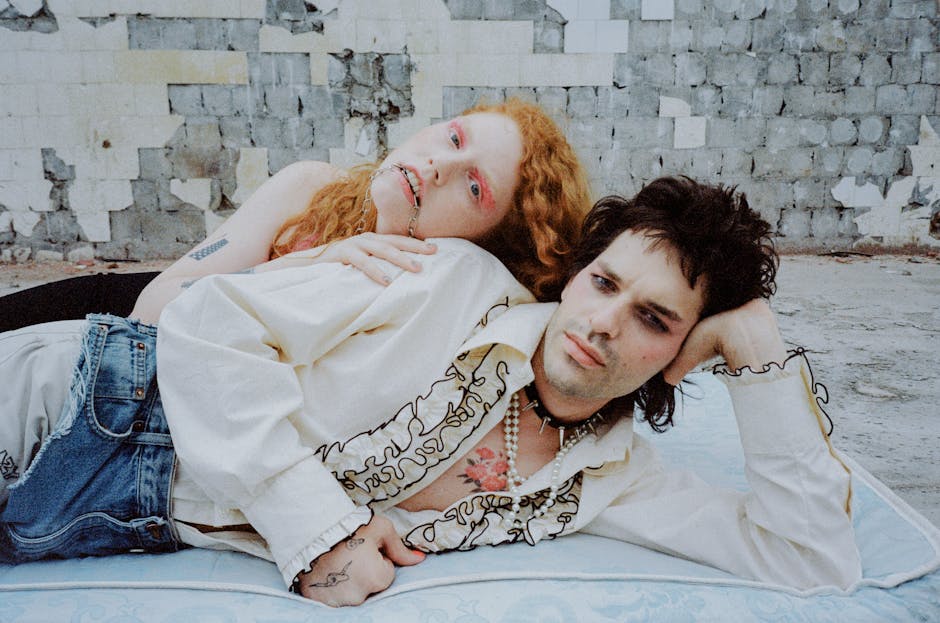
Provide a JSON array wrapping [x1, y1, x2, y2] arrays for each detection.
[[308, 561, 352, 588], [345, 537, 365, 550], [180, 264, 254, 290], [189, 237, 229, 261]]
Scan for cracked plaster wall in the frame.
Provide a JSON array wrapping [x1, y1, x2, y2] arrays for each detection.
[[0, 0, 938, 262]]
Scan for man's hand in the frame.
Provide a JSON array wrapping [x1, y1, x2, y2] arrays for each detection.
[[297, 515, 425, 607], [663, 299, 788, 386]]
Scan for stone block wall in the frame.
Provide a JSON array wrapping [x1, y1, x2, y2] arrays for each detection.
[[0, 0, 938, 262]]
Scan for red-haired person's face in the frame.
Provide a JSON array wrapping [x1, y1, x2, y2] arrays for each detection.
[[371, 112, 523, 241]]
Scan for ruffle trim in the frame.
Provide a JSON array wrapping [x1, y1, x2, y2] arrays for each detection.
[[403, 473, 582, 552], [286, 505, 373, 591], [710, 347, 807, 380], [316, 342, 520, 506], [712, 347, 833, 436]]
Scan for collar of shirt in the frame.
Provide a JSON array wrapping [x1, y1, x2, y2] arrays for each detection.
[[456, 300, 637, 490], [458, 302, 556, 360]]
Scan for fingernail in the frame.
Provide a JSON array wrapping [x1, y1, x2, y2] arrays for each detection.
[[382, 274, 391, 284], [425, 243, 436, 251], [412, 550, 426, 558], [411, 260, 422, 270]]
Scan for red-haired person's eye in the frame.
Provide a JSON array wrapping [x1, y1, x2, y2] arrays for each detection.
[[448, 120, 466, 148]]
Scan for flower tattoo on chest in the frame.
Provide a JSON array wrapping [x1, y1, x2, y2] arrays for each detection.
[[458, 447, 509, 492]]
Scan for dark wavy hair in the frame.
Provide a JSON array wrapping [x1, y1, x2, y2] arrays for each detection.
[[569, 176, 779, 432]]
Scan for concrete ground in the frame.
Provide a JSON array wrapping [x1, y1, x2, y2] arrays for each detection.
[[772, 254, 940, 529], [0, 254, 938, 527]]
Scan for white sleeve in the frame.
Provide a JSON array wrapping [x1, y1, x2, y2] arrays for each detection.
[[156, 239, 531, 586], [584, 351, 862, 590]]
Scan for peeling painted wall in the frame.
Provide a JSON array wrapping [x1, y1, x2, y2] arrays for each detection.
[[0, 0, 938, 263]]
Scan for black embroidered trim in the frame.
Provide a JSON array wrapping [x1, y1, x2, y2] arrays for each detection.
[[318, 348, 511, 504], [403, 473, 582, 552], [315, 299, 517, 504], [711, 347, 834, 436]]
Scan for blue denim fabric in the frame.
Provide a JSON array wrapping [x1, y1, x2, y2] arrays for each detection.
[[0, 314, 183, 562]]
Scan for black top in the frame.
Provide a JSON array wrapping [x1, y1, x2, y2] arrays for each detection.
[[0, 271, 159, 332]]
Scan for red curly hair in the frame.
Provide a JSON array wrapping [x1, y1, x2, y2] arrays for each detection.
[[271, 99, 591, 301]]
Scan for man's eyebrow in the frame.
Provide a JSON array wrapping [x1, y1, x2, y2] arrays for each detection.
[[647, 301, 683, 324], [597, 260, 685, 324]]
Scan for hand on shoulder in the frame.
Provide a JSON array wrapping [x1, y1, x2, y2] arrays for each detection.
[[257, 233, 438, 285]]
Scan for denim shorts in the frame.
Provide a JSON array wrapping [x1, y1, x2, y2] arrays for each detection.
[[0, 314, 183, 562]]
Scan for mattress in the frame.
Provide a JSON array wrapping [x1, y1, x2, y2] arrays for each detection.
[[2, 372, 938, 622]]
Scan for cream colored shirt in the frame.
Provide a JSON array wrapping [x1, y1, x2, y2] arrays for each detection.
[[157, 239, 536, 586], [157, 239, 861, 591]]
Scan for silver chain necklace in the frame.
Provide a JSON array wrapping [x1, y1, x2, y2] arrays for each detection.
[[362, 164, 421, 237]]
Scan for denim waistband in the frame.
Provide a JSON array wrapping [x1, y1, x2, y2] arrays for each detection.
[[87, 312, 159, 336]]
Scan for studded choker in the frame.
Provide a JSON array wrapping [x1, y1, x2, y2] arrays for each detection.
[[522, 382, 605, 436]]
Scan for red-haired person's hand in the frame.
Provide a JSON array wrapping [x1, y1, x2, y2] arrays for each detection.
[[257, 233, 437, 285]]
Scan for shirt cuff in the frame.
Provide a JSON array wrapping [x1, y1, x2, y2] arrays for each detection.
[[238, 454, 368, 588], [710, 347, 807, 386], [713, 349, 832, 453], [286, 505, 374, 591]]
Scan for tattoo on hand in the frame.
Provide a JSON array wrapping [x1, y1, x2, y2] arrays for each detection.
[[308, 561, 352, 588], [345, 537, 365, 550], [189, 237, 229, 261]]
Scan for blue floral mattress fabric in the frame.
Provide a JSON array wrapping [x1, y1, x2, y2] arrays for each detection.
[[2, 373, 938, 622]]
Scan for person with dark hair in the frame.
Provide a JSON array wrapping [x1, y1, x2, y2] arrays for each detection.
[[0, 176, 861, 607], [566, 176, 779, 432]]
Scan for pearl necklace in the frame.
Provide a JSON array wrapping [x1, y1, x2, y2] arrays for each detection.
[[503, 391, 597, 528]]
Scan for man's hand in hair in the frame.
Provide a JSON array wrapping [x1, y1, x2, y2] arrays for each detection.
[[663, 299, 788, 386]]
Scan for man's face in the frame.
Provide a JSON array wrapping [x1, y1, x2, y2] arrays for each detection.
[[540, 230, 706, 404]]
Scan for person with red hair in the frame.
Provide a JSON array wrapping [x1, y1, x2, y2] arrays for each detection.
[[131, 99, 591, 323]]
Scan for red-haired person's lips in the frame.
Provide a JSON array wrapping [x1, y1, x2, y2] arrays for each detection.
[[396, 164, 423, 206], [563, 332, 605, 368]]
